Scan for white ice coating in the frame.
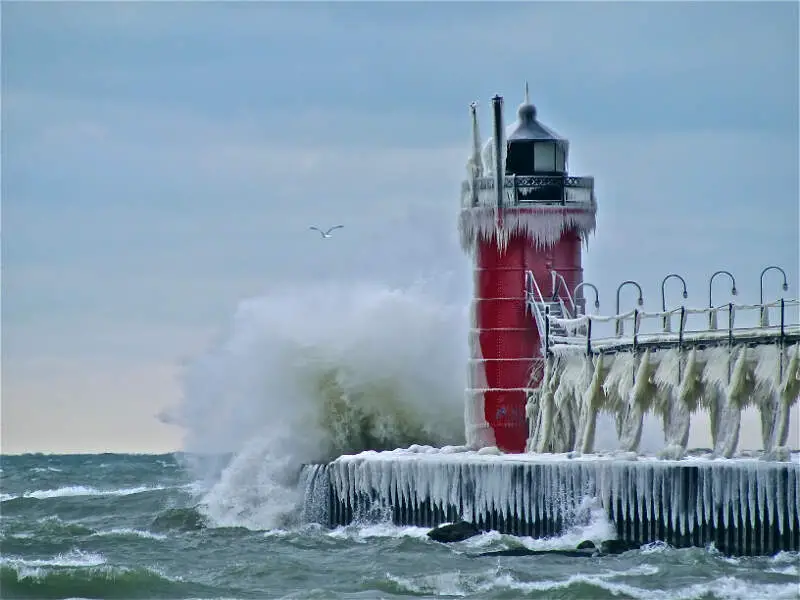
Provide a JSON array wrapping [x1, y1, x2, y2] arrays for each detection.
[[458, 205, 597, 254], [324, 447, 800, 538], [524, 344, 800, 461], [754, 345, 800, 460], [465, 288, 497, 449], [653, 348, 703, 460]]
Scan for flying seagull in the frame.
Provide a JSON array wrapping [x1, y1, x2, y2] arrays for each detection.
[[309, 225, 344, 238]]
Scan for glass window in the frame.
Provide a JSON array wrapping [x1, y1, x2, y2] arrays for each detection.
[[534, 142, 556, 173], [555, 144, 566, 172]]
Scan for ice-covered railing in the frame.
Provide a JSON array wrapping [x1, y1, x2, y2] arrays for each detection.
[[550, 270, 577, 317], [531, 296, 800, 355], [525, 270, 550, 343], [461, 174, 595, 209]]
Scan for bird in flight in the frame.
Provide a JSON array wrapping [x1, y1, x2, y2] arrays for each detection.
[[309, 225, 344, 238]]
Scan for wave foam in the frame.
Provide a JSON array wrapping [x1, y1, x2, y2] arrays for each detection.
[[1, 485, 167, 501], [1, 549, 106, 569], [174, 282, 469, 530], [383, 568, 800, 600], [91, 528, 167, 541]]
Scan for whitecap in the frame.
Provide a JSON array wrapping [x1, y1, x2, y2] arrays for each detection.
[[21, 485, 166, 500], [90, 528, 167, 541], [1, 549, 106, 569]]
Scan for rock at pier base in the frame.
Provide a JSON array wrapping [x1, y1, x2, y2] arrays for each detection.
[[427, 521, 481, 543]]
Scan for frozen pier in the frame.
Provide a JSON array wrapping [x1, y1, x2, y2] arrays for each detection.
[[302, 451, 800, 556], [297, 278, 800, 557]]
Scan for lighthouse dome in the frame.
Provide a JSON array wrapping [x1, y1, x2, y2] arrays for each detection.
[[505, 87, 569, 176], [481, 86, 569, 175], [507, 99, 564, 144]]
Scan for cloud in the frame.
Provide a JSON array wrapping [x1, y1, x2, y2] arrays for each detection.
[[4, 3, 796, 135]]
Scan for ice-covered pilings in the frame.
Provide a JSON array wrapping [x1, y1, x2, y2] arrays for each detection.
[[302, 451, 800, 556], [526, 344, 800, 459]]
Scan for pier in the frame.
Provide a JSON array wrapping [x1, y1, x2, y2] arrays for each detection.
[[300, 285, 800, 557], [302, 452, 800, 556]]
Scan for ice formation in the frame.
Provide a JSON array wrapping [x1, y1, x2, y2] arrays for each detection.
[[525, 344, 800, 460], [308, 446, 800, 550], [457, 205, 596, 254], [464, 293, 497, 450]]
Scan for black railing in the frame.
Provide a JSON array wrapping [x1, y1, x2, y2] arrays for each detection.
[[462, 174, 595, 207]]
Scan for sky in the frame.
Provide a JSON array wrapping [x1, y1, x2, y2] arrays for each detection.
[[2, 1, 799, 454]]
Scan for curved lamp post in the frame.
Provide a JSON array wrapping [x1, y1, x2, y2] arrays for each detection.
[[708, 270, 737, 330], [759, 266, 789, 326], [615, 280, 644, 337], [660, 274, 688, 332], [574, 282, 600, 314]]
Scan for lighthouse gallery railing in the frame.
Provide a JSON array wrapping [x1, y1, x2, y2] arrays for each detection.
[[462, 175, 595, 208]]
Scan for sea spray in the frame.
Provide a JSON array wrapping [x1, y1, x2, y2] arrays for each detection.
[[171, 281, 469, 529]]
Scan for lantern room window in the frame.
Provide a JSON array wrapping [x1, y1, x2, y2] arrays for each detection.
[[533, 141, 556, 173], [555, 144, 566, 173]]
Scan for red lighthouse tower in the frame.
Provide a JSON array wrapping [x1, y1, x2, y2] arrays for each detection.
[[460, 88, 597, 453]]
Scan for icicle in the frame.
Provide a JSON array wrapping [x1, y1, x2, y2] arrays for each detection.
[[719, 466, 731, 529], [659, 466, 669, 530], [458, 205, 597, 255], [748, 462, 757, 531], [693, 466, 703, 530], [618, 350, 656, 453], [467, 101, 484, 181], [537, 465, 545, 526], [702, 466, 713, 529], [639, 466, 651, 526], [610, 463, 621, 524], [603, 352, 635, 438], [738, 467, 747, 535], [765, 467, 775, 532], [702, 347, 733, 450], [465, 297, 496, 450], [671, 464, 681, 535], [774, 344, 800, 453], [552, 359, 582, 453], [709, 308, 719, 331], [777, 465, 786, 535], [529, 356, 562, 453], [724, 464, 734, 530], [789, 466, 797, 533], [714, 347, 752, 458], [655, 348, 701, 460], [578, 354, 607, 455], [756, 466, 767, 534], [795, 463, 799, 533], [754, 345, 782, 455]]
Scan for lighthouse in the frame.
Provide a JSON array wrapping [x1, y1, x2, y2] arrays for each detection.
[[460, 87, 598, 453]]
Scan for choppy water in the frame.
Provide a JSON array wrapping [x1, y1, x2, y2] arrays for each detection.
[[1, 453, 798, 599]]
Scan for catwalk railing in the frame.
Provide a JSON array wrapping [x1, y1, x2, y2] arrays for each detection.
[[524, 274, 800, 356]]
